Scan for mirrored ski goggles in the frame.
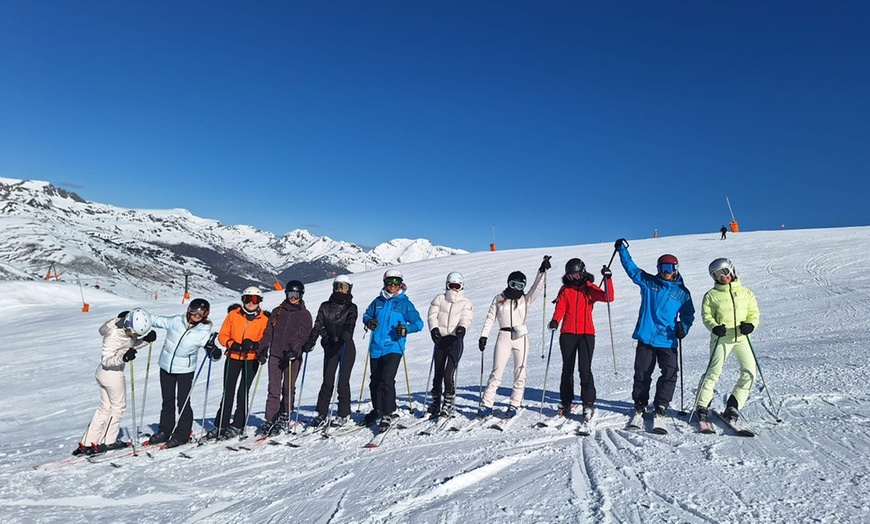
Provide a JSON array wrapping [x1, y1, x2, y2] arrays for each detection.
[[188, 306, 208, 316], [658, 263, 677, 274], [711, 267, 733, 280], [333, 282, 351, 293], [508, 280, 526, 291], [566, 272, 585, 281], [242, 295, 261, 305], [447, 282, 462, 290], [286, 291, 301, 300], [384, 277, 403, 287]]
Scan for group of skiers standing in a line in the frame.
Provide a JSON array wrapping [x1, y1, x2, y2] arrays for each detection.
[[74, 238, 760, 455]]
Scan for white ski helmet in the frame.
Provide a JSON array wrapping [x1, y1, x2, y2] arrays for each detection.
[[333, 274, 353, 292], [241, 286, 263, 298], [383, 269, 403, 281], [123, 308, 152, 336], [708, 258, 737, 280], [446, 271, 464, 290]]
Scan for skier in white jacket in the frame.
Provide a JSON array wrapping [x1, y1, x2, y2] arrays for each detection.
[[75, 309, 155, 456], [426, 271, 473, 417], [477, 256, 551, 418]]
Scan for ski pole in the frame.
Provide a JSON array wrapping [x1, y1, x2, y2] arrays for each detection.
[[129, 360, 138, 452], [356, 351, 370, 413], [677, 336, 685, 416], [248, 363, 263, 422], [422, 344, 436, 410], [541, 272, 548, 359], [478, 346, 485, 411], [402, 351, 414, 415], [747, 336, 782, 422], [688, 337, 720, 424], [168, 354, 208, 441], [138, 342, 153, 438], [602, 258, 618, 376], [537, 330, 556, 421], [199, 356, 213, 440], [292, 352, 309, 427]]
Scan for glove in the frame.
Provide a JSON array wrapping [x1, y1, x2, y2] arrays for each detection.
[[229, 342, 242, 353], [430, 328, 441, 344], [548, 319, 559, 332], [539, 256, 551, 272], [455, 326, 466, 339], [209, 346, 222, 360], [142, 330, 157, 343], [341, 331, 353, 342], [601, 266, 612, 279], [478, 337, 487, 352], [257, 352, 267, 365], [739, 322, 755, 335], [241, 339, 258, 352], [117, 310, 129, 319], [675, 322, 686, 340], [366, 319, 378, 330], [280, 352, 296, 366], [302, 340, 315, 353], [395, 324, 407, 338], [585, 272, 595, 284], [122, 348, 137, 362], [614, 238, 628, 249], [712, 325, 727, 337]]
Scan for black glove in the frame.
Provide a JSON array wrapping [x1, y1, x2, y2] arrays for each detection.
[[209, 346, 222, 360], [122, 348, 137, 362], [366, 319, 378, 330], [478, 337, 487, 352], [548, 319, 559, 331], [142, 330, 157, 343], [539, 256, 552, 272], [430, 328, 441, 344], [241, 339, 258, 352], [712, 325, 727, 337], [455, 326, 466, 339], [675, 322, 686, 340], [614, 238, 628, 249], [601, 266, 612, 279], [117, 310, 129, 319], [395, 324, 407, 338], [341, 331, 353, 342], [302, 340, 314, 353], [280, 352, 296, 367], [739, 322, 755, 335], [257, 352, 267, 365], [585, 272, 595, 284], [229, 342, 242, 352]]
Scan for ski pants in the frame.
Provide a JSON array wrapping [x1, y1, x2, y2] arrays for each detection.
[[265, 355, 302, 422], [632, 342, 679, 410], [82, 366, 126, 446], [214, 358, 259, 431], [315, 340, 356, 418], [482, 330, 530, 410], [369, 352, 402, 416], [559, 333, 596, 408], [696, 335, 756, 410], [158, 368, 194, 442], [431, 335, 464, 404]]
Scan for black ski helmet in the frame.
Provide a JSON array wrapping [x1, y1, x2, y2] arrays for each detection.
[[187, 298, 210, 322], [565, 258, 586, 275], [507, 271, 526, 285], [285, 280, 305, 298]]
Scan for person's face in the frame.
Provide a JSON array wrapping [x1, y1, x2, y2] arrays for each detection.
[[659, 268, 677, 281], [242, 294, 261, 311], [716, 273, 734, 285], [384, 277, 402, 292]]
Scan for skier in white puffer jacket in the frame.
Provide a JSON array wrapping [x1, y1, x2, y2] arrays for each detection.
[[426, 271, 473, 416]]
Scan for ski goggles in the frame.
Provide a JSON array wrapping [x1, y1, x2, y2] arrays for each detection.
[[333, 282, 351, 293], [711, 267, 733, 280], [188, 306, 208, 316], [242, 295, 261, 305], [384, 277, 403, 287], [447, 282, 462, 290], [658, 263, 677, 275], [286, 291, 301, 300], [566, 272, 585, 281], [508, 280, 526, 291]]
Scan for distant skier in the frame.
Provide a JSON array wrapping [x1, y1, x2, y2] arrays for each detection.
[[615, 239, 694, 422], [695, 258, 760, 424], [206, 287, 269, 440], [257, 280, 313, 436], [302, 274, 359, 428], [477, 256, 551, 419], [361, 269, 424, 431], [720, 225, 728, 240], [74, 309, 156, 455], [426, 271, 474, 417], [145, 299, 213, 448], [548, 258, 614, 420]]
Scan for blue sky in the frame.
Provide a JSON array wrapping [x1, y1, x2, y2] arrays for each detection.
[[1, 2, 868, 252]]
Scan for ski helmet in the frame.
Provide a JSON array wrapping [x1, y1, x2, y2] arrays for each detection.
[[383, 269, 403, 287], [333, 274, 353, 293], [507, 271, 527, 291], [285, 280, 305, 299], [187, 298, 210, 320], [446, 271, 464, 290], [123, 308, 152, 336], [708, 258, 737, 280], [656, 254, 679, 275], [565, 258, 586, 275]]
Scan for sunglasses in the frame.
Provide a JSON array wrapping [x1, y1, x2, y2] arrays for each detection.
[[447, 282, 462, 290], [242, 295, 261, 305], [711, 267, 733, 280], [188, 307, 207, 316], [384, 277, 402, 287], [286, 291, 301, 300], [508, 280, 526, 291], [658, 263, 677, 274]]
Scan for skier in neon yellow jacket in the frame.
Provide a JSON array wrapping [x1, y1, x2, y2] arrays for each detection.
[[695, 258, 760, 423]]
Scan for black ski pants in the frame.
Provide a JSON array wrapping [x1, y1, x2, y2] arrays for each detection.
[[158, 368, 194, 442], [315, 340, 356, 418], [632, 342, 679, 410], [369, 352, 402, 416], [559, 333, 596, 408], [431, 335, 464, 403], [214, 358, 259, 431]]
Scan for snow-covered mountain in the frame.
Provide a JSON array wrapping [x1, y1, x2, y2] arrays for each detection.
[[0, 177, 466, 300]]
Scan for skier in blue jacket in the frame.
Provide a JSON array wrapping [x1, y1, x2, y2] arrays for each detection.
[[361, 269, 424, 431], [615, 239, 695, 422]]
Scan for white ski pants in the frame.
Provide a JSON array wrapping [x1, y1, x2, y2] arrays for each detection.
[[481, 331, 529, 409], [82, 366, 127, 446]]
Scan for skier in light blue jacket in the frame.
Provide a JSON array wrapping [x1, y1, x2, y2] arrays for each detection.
[[146, 298, 213, 448]]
